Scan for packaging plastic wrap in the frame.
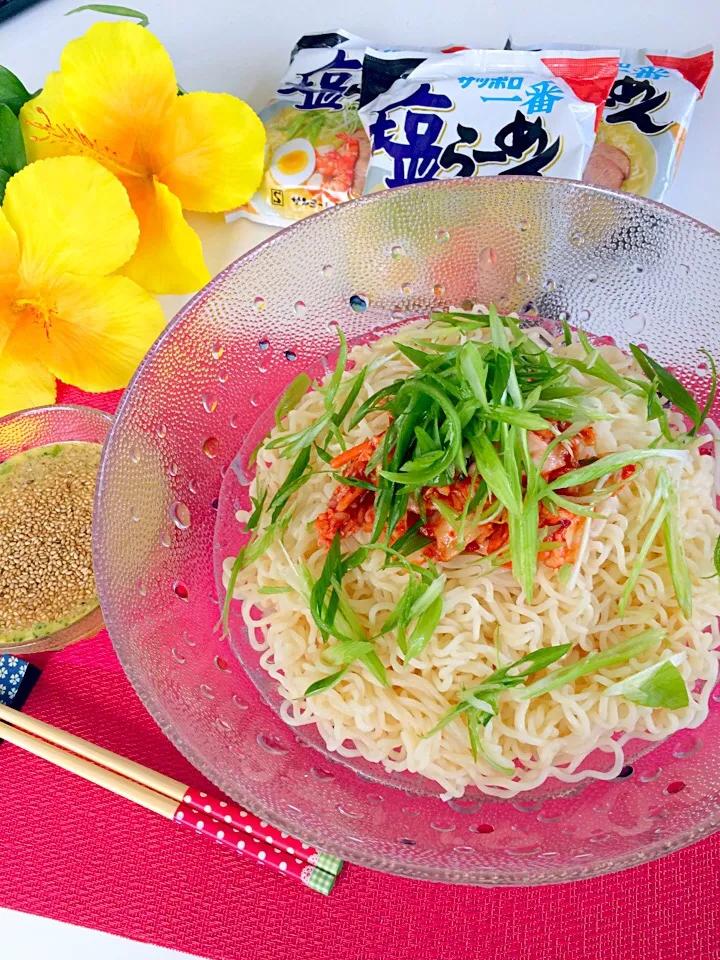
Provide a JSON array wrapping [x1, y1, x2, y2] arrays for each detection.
[[358, 49, 619, 193]]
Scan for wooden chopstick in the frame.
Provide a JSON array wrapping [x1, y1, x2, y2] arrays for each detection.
[[0, 706, 341, 893], [0, 703, 185, 800], [0, 704, 343, 878], [0, 718, 177, 818]]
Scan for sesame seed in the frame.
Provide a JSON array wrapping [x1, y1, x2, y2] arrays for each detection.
[[0, 442, 101, 642]]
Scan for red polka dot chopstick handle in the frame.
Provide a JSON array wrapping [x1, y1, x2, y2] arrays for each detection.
[[180, 785, 343, 878], [0, 704, 342, 896], [173, 801, 335, 894]]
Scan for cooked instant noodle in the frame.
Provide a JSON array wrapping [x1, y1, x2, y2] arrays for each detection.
[[223, 312, 720, 799]]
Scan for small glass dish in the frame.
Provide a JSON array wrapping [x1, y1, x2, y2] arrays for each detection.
[[0, 404, 111, 654]]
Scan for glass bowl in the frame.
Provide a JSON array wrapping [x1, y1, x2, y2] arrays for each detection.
[[0, 404, 110, 654], [94, 177, 720, 884]]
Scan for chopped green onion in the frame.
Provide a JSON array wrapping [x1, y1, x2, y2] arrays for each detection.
[[274, 372, 311, 429], [258, 585, 294, 595], [518, 628, 665, 700], [603, 653, 689, 709]]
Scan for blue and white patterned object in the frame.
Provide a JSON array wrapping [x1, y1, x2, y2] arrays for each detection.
[[0, 655, 39, 710]]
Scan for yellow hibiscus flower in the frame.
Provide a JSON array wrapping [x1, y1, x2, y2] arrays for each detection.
[[20, 21, 265, 295], [0, 155, 164, 417]]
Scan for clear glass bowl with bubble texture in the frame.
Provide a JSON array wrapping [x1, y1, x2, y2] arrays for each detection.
[[94, 177, 720, 885]]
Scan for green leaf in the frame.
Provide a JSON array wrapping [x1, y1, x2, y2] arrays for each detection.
[[459, 342, 489, 409], [304, 667, 349, 697], [322, 638, 374, 666], [475, 739, 515, 776], [423, 643, 572, 740], [405, 593, 444, 660], [0, 65, 31, 117], [359, 648, 389, 686], [629, 345, 701, 431], [0, 170, 10, 206], [518, 628, 665, 700], [274, 372, 311, 429], [222, 514, 291, 631], [546, 447, 688, 491], [0, 103, 26, 200], [389, 521, 434, 558], [246, 488, 267, 531], [65, 4, 150, 26], [662, 471, 692, 618], [697, 349, 718, 435], [268, 444, 311, 521], [467, 428, 521, 516], [603, 655, 689, 709]]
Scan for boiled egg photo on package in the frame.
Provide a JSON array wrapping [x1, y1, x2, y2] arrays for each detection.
[[269, 138, 316, 185]]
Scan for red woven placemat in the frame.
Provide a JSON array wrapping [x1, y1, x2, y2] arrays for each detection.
[[1, 385, 717, 960]]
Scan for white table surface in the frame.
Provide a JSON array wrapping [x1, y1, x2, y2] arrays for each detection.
[[1, 0, 720, 956]]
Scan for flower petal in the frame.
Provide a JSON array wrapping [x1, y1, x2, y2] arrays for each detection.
[[61, 22, 177, 164], [0, 325, 56, 417], [121, 176, 209, 294], [38, 273, 165, 392], [3, 156, 139, 285], [0, 209, 19, 281], [19, 72, 77, 163], [151, 92, 265, 212]]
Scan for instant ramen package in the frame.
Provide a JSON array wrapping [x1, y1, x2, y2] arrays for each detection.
[[509, 42, 714, 199], [226, 30, 370, 226], [357, 48, 619, 193]]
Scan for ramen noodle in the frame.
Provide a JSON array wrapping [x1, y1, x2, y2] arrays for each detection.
[[358, 49, 619, 193], [223, 312, 720, 799]]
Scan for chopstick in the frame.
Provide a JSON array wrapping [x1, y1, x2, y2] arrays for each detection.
[[0, 705, 340, 895]]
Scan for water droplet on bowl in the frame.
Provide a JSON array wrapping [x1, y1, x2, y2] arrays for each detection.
[[253, 296, 265, 312], [229, 414, 239, 429], [578, 309, 591, 323], [156, 423, 167, 439], [170, 501, 191, 530], [218, 368, 229, 384], [544, 278, 556, 292], [587, 272, 598, 283], [321, 264, 333, 278], [137, 580, 146, 596], [160, 531, 171, 548], [294, 300, 307, 317], [168, 461, 179, 477], [258, 364, 268, 374], [311, 766, 335, 782], [571, 232, 584, 246], [517, 219, 529, 232], [350, 294, 368, 312], [249, 396, 258, 408], [188, 477, 199, 494], [435, 228, 449, 243], [391, 310, 405, 321], [173, 581, 189, 601], [258, 339, 270, 351], [391, 244, 405, 259], [433, 283, 445, 298], [401, 283, 412, 295], [624, 313, 646, 335], [211, 341, 224, 360], [284, 350, 297, 361], [202, 394, 218, 413], [203, 437, 219, 458], [516, 271, 530, 284], [130, 506, 139, 522], [129, 446, 139, 464]]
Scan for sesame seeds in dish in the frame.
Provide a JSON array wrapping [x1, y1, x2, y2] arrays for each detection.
[[0, 442, 101, 645]]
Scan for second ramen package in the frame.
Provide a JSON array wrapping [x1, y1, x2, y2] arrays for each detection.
[[509, 42, 714, 199], [358, 49, 619, 193]]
